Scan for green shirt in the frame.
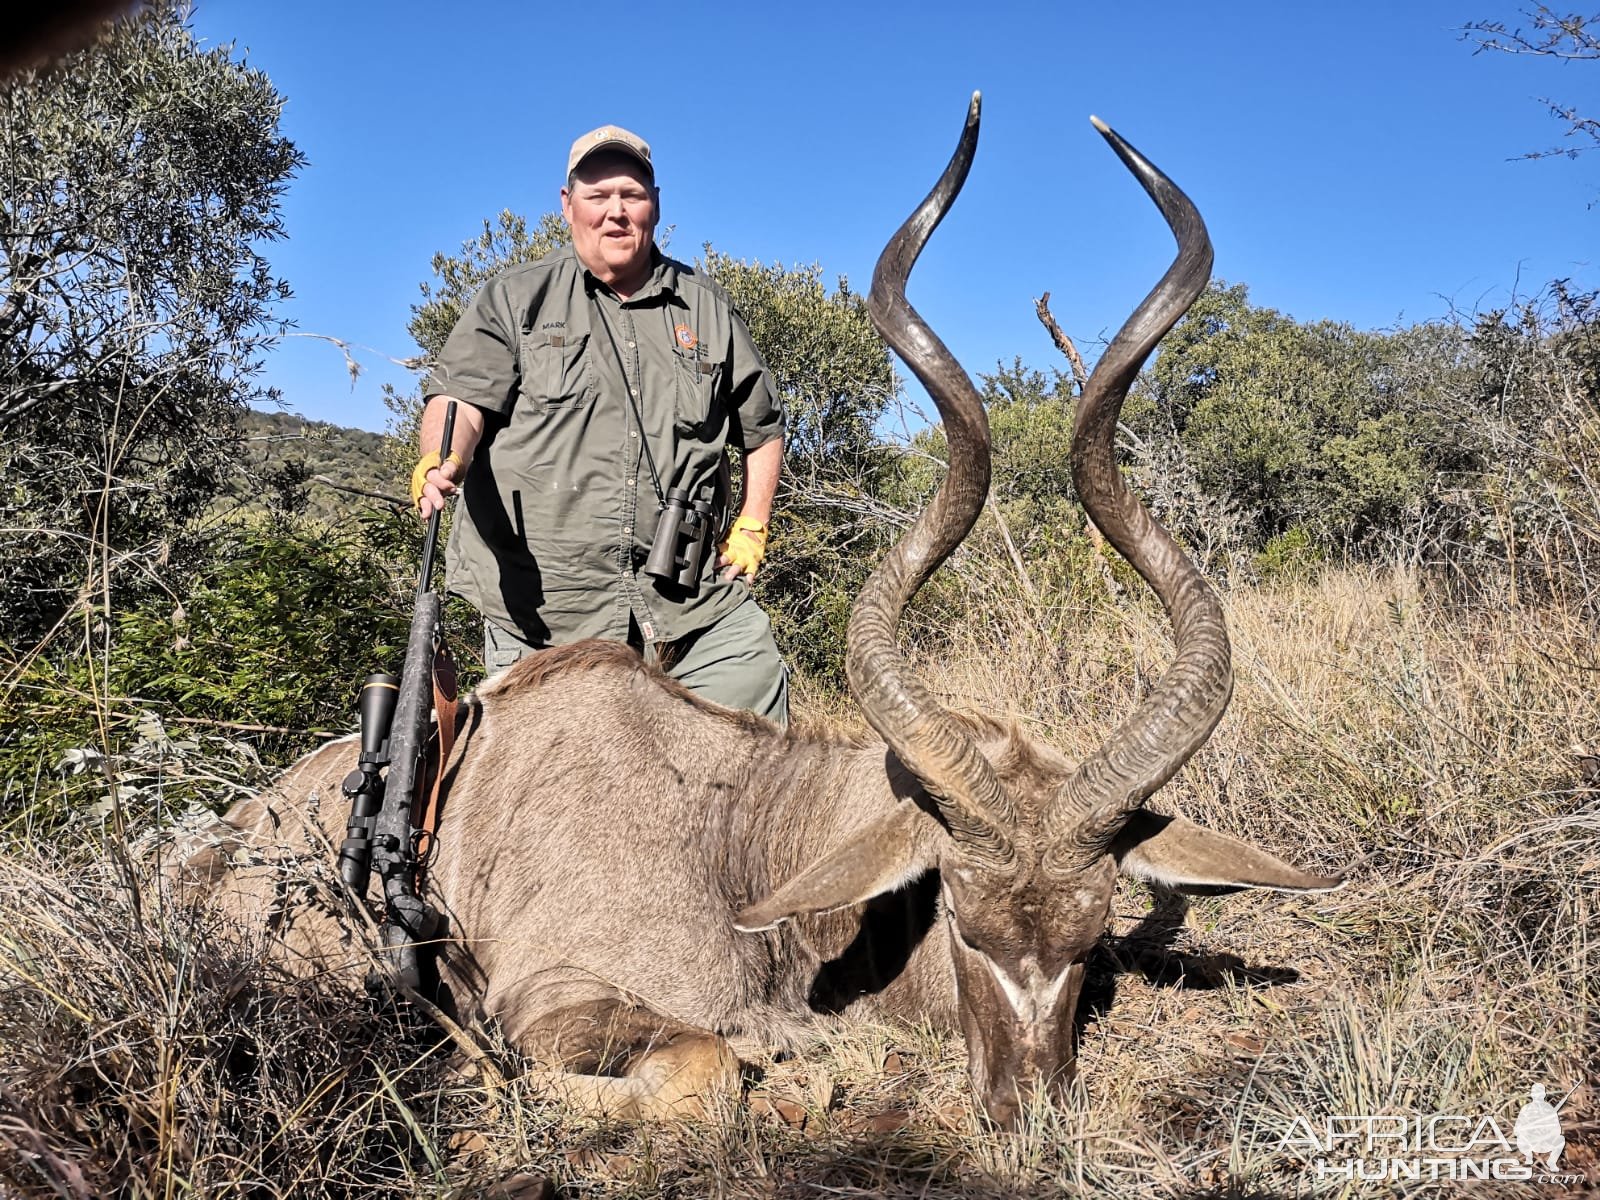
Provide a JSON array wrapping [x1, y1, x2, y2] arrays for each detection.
[[424, 244, 784, 646]]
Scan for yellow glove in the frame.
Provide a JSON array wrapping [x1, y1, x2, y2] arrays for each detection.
[[718, 515, 769, 580], [410, 449, 465, 508]]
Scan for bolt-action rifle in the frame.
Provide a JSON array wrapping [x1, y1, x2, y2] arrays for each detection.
[[335, 400, 459, 992]]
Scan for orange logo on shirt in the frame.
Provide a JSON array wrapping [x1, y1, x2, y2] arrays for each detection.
[[674, 324, 698, 350]]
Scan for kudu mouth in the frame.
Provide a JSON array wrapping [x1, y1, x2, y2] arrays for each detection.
[[952, 939, 1088, 1129]]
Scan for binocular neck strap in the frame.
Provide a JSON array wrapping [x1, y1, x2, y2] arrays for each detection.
[[591, 296, 666, 507]]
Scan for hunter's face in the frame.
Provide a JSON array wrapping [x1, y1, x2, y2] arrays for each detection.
[[561, 152, 659, 298]]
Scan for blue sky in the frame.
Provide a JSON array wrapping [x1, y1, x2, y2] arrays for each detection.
[[188, 1, 1596, 433]]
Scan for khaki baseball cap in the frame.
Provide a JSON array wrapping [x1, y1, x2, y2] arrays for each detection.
[[566, 124, 654, 182]]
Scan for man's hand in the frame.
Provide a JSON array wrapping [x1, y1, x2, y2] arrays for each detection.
[[414, 394, 486, 521], [412, 450, 465, 520], [718, 515, 769, 582]]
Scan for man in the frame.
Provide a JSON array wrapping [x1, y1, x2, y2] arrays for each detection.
[[411, 124, 788, 724]]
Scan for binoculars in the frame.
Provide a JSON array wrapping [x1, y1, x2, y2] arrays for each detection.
[[336, 672, 400, 894], [643, 488, 716, 590]]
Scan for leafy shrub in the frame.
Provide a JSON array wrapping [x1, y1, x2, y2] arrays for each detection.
[[0, 3, 303, 648], [1, 516, 414, 832], [109, 517, 412, 750], [1254, 525, 1324, 585]]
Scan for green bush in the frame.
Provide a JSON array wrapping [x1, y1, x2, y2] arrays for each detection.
[[1254, 524, 1325, 585], [110, 518, 412, 747], [1, 517, 415, 832], [0, 3, 303, 648]]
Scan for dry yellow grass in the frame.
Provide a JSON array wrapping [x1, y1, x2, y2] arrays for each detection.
[[2, 565, 1595, 1197]]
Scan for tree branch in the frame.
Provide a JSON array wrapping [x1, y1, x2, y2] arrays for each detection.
[[311, 474, 408, 509], [1463, 7, 1599, 59], [986, 496, 1038, 599], [1034, 292, 1089, 393]]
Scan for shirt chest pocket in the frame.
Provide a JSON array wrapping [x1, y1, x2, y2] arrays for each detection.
[[518, 331, 594, 412], [673, 346, 721, 437]]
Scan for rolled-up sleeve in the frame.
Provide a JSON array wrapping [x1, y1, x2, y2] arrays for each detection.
[[726, 308, 784, 452], [423, 280, 521, 415]]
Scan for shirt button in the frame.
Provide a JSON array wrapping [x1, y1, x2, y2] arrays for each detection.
[[626, 478, 636, 486], [630, 387, 639, 397], [629, 430, 638, 438], [627, 341, 635, 349]]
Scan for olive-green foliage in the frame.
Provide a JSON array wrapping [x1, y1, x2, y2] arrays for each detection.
[[1077, 277, 1600, 599], [112, 518, 411, 745], [901, 364, 1072, 527], [1, 517, 413, 829], [1453, 282, 1600, 604], [702, 252, 894, 473], [883, 360, 1131, 634], [702, 252, 898, 684], [231, 409, 400, 522], [1253, 524, 1325, 585], [383, 212, 574, 495], [0, 2, 303, 650], [409, 210, 572, 361], [981, 361, 1079, 548], [1130, 281, 1480, 554]]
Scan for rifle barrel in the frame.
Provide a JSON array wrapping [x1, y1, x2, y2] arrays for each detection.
[[417, 399, 458, 597]]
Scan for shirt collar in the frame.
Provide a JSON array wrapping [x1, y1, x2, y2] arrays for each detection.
[[579, 245, 681, 304]]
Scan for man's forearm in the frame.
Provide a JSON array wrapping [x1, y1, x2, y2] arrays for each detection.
[[740, 437, 783, 525], [414, 394, 487, 518], [419, 393, 485, 463]]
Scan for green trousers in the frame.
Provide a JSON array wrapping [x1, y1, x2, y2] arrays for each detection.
[[482, 594, 788, 727]]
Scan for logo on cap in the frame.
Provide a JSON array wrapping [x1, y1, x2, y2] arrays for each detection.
[[567, 124, 653, 181]]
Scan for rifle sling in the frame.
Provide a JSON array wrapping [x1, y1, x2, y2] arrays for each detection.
[[412, 642, 458, 885]]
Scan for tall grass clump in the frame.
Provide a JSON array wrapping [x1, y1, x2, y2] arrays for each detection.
[[0, 838, 465, 1197]]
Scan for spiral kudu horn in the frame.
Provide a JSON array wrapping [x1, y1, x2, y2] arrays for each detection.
[[1044, 117, 1227, 872], [850, 93, 1016, 869]]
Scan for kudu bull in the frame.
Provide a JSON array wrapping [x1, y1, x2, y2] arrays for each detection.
[[170, 96, 1342, 1127]]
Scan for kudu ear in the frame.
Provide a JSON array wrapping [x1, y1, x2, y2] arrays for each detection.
[[1111, 811, 1343, 895], [734, 805, 937, 933]]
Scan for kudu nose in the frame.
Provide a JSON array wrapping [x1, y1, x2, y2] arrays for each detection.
[[980, 1082, 1023, 1131], [980, 1055, 1076, 1130]]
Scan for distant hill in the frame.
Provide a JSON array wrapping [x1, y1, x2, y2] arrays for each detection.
[[233, 409, 405, 523]]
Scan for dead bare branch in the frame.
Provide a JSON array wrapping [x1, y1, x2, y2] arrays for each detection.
[[1034, 292, 1088, 393]]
